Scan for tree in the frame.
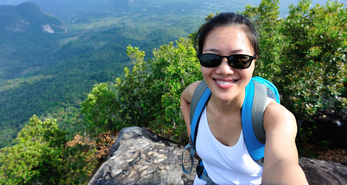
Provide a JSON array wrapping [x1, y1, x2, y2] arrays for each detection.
[[0, 115, 99, 184], [81, 83, 119, 135], [242, 0, 283, 81], [115, 45, 155, 128], [0, 115, 67, 184], [278, 0, 346, 121], [149, 39, 201, 140], [114, 39, 201, 141], [242, 0, 346, 123]]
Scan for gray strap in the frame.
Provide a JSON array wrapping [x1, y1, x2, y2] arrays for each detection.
[[181, 142, 195, 174], [252, 81, 267, 144], [256, 158, 264, 166], [190, 80, 208, 125], [200, 171, 216, 185]]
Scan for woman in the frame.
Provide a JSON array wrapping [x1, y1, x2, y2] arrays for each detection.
[[180, 12, 308, 184]]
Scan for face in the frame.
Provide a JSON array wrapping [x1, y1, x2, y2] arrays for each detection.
[[201, 26, 256, 103]]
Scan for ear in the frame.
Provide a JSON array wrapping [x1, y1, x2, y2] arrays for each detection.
[[253, 55, 258, 66]]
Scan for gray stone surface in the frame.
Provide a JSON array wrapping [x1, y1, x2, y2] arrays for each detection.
[[300, 157, 347, 185], [89, 126, 347, 185], [88, 127, 196, 185]]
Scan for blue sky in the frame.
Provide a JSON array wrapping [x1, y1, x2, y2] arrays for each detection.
[[1, 0, 345, 19]]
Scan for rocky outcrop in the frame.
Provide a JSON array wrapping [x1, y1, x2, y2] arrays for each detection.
[[300, 158, 347, 185], [89, 127, 347, 185], [88, 127, 196, 185]]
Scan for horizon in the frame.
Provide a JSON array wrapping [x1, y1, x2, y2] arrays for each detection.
[[1, 0, 344, 20]]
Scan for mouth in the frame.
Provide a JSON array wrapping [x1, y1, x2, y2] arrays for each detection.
[[215, 80, 237, 85], [213, 78, 238, 88], [214, 78, 238, 84]]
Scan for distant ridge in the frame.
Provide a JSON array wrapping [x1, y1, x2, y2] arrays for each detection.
[[0, 2, 66, 34]]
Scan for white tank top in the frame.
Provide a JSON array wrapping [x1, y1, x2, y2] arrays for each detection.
[[193, 98, 273, 185]]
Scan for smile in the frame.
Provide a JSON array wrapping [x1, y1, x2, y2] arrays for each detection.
[[213, 79, 238, 89], [216, 80, 235, 85]]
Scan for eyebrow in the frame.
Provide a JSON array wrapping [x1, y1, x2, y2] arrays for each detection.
[[203, 48, 245, 54]]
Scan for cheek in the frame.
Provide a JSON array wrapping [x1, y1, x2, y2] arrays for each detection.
[[200, 66, 213, 78], [239, 66, 254, 80]]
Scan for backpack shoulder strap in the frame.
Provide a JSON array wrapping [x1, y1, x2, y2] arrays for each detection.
[[182, 80, 211, 175], [252, 81, 268, 144], [190, 80, 211, 143], [242, 77, 281, 166], [242, 79, 267, 166], [190, 80, 208, 125]]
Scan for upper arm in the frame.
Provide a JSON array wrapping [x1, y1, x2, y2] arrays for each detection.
[[180, 81, 201, 137], [181, 81, 201, 104], [262, 102, 308, 184], [263, 102, 298, 165]]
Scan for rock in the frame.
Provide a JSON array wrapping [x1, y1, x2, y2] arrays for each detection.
[[89, 127, 347, 185], [300, 158, 347, 185], [88, 127, 196, 185]]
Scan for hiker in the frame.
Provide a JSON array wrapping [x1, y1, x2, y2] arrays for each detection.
[[180, 12, 308, 184]]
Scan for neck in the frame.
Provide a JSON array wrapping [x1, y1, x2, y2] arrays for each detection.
[[209, 90, 245, 116]]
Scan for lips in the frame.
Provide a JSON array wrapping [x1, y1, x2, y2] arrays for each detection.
[[213, 78, 238, 89]]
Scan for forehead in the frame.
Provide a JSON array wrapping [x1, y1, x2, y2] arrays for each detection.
[[203, 26, 253, 54]]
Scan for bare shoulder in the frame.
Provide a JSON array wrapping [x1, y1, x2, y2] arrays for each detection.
[[263, 101, 297, 134], [181, 81, 201, 103]]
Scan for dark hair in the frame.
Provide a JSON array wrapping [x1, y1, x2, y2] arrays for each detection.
[[196, 12, 259, 55]]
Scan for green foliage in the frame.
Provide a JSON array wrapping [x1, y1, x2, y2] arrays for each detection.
[[115, 45, 154, 128], [81, 83, 119, 135], [243, 0, 347, 123], [0, 115, 67, 184], [60, 137, 99, 185], [149, 39, 201, 140], [241, 0, 346, 149], [112, 38, 201, 141], [0, 115, 99, 184], [243, 0, 283, 81], [279, 0, 347, 120], [82, 39, 201, 139]]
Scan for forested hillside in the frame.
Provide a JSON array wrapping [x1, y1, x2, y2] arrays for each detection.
[[0, 2, 204, 147]]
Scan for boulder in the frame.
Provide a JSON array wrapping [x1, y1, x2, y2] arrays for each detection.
[[88, 127, 196, 185], [300, 158, 347, 185], [89, 127, 347, 185]]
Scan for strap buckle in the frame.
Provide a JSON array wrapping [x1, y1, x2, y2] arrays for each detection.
[[196, 160, 204, 179]]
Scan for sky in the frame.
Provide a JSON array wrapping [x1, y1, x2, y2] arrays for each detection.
[[1, 0, 343, 6], [1, 0, 346, 19]]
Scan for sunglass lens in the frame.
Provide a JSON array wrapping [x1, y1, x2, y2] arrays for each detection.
[[228, 55, 251, 69], [200, 54, 221, 67]]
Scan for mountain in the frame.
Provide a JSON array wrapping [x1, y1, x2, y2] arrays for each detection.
[[0, 2, 66, 81], [0, 2, 203, 148], [0, 2, 66, 34]]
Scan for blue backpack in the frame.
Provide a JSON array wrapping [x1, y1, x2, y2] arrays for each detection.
[[181, 77, 280, 183]]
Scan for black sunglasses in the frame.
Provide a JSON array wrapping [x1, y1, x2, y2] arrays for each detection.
[[197, 53, 257, 69]]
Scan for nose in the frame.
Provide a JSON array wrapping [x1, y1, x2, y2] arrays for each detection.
[[216, 57, 234, 75]]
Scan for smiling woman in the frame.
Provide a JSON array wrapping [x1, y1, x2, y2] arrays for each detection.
[[180, 12, 309, 185], [200, 26, 255, 103]]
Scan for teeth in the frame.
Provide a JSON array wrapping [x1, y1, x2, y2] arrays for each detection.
[[216, 80, 234, 85]]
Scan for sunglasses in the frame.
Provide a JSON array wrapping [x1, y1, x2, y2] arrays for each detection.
[[197, 53, 257, 69]]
